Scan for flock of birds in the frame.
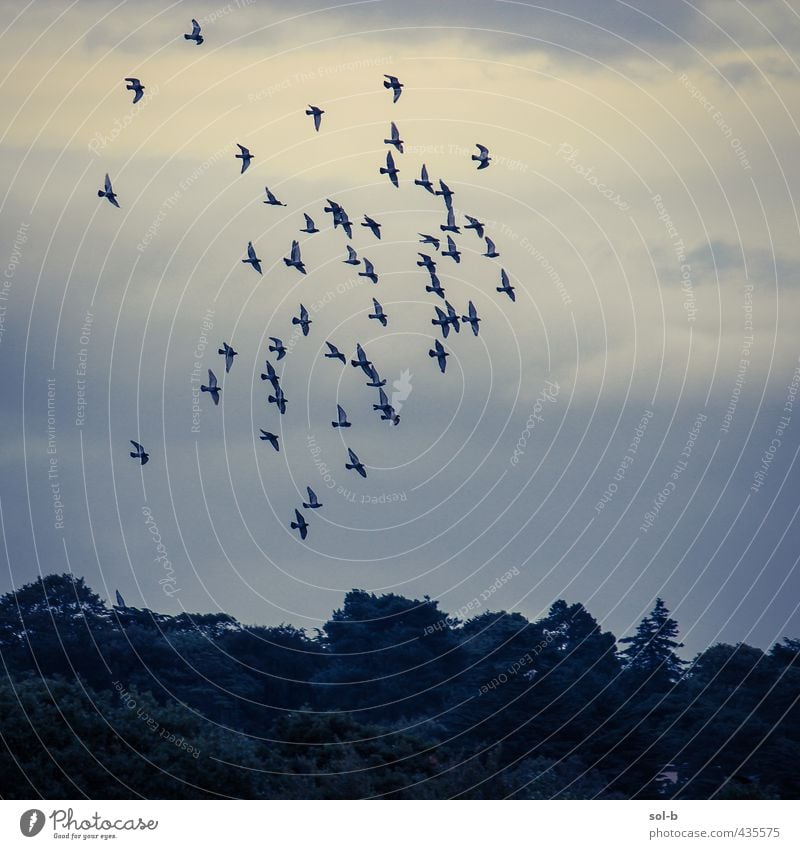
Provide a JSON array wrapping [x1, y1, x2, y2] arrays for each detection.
[[106, 18, 519, 541]]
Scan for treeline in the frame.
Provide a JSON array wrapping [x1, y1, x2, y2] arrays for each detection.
[[0, 573, 797, 799]]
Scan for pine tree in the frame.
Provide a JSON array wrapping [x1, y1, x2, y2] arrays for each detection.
[[619, 598, 685, 685]]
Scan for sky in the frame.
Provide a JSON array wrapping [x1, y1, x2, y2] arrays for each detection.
[[1, 0, 800, 657]]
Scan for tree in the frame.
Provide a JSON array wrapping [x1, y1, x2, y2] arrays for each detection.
[[619, 598, 685, 687]]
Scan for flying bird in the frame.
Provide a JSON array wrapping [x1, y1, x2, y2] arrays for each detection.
[[364, 364, 386, 388], [242, 241, 262, 274], [417, 253, 437, 272], [332, 404, 351, 428], [124, 78, 145, 104], [268, 337, 287, 360], [361, 215, 382, 239], [483, 236, 500, 258], [472, 143, 491, 169], [284, 240, 306, 274], [324, 341, 346, 364], [325, 199, 353, 237], [235, 144, 253, 174], [290, 509, 308, 540], [115, 590, 126, 608], [380, 151, 399, 188], [351, 343, 372, 375], [200, 370, 221, 405], [415, 164, 434, 193], [419, 233, 440, 249], [373, 388, 398, 423], [442, 235, 461, 263], [300, 213, 318, 233], [302, 487, 322, 509], [345, 447, 367, 478], [292, 303, 312, 335], [263, 186, 286, 206], [344, 245, 360, 266], [445, 300, 461, 333], [497, 268, 516, 301], [429, 339, 449, 373], [383, 74, 404, 102], [98, 173, 120, 207], [464, 215, 485, 238], [440, 207, 460, 234], [259, 430, 280, 451], [184, 18, 203, 45], [306, 104, 324, 132], [268, 385, 287, 414], [129, 440, 149, 465], [368, 297, 387, 327], [432, 305, 451, 338], [359, 258, 378, 285], [218, 341, 237, 373], [384, 121, 404, 153], [260, 360, 280, 390], [435, 179, 454, 206], [425, 273, 445, 299], [462, 301, 481, 335]]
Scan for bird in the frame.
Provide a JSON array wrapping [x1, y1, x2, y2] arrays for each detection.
[[302, 487, 322, 509], [343, 245, 360, 266], [98, 173, 120, 208], [419, 234, 440, 250], [417, 253, 437, 272], [324, 341, 346, 364], [445, 301, 461, 333], [365, 364, 386, 388], [263, 186, 286, 206], [184, 18, 203, 45], [129, 440, 149, 465], [425, 273, 445, 299], [260, 360, 280, 390], [325, 199, 353, 237], [464, 215, 485, 238], [380, 151, 399, 188], [415, 164, 434, 193], [432, 306, 451, 338], [472, 143, 491, 169], [218, 341, 238, 373], [497, 268, 516, 301], [115, 589, 126, 608], [242, 241, 262, 274], [440, 207, 460, 234], [268, 337, 287, 360], [429, 339, 449, 373], [345, 447, 367, 477], [383, 74, 403, 102], [292, 304, 312, 336], [351, 343, 372, 375], [124, 78, 145, 104], [290, 509, 309, 540], [284, 240, 306, 274], [435, 179, 454, 205], [300, 213, 318, 233], [384, 121, 404, 152], [442, 235, 461, 263], [368, 297, 387, 327], [268, 385, 287, 414], [306, 104, 324, 131], [200, 369, 221, 405], [259, 430, 280, 451], [483, 236, 500, 258], [361, 215, 382, 239], [332, 404, 351, 428], [359, 258, 378, 285], [462, 300, 481, 336], [235, 144, 253, 174], [373, 388, 398, 422]]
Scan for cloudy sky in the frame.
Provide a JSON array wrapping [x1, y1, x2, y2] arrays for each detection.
[[1, 0, 800, 656]]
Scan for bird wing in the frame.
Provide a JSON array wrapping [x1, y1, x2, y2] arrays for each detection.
[[447, 236, 456, 251], [300, 304, 308, 320], [247, 242, 256, 260], [104, 173, 112, 192], [207, 369, 217, 388], [501, 268, 509, 287], [291, 240, 300, 261], [131, 441, 142, 452], [421, 164, 429, 180], [191, 19, 201, 35], [304, 213, 314, 227], [348, 448, 359, 464], [378, 388, 388, 405], [477, 143, 488, 155]]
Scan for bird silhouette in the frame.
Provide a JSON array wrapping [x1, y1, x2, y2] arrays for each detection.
[[419, 233, 440, 249], [464, 215, 485, 238], [332, 404, 351, 428], [351, 343, 372, 375], [368, 297, 388, 327], [425, 273, 445, 299], [98, 173, 120, 207], [284, 240, 306, 274], [432, 306, 451, 338], [300, 213, 318, 233], [345, 447, 367, 477], [462, 300, 481, 335], [497, 268, 516, 301], [325, 199, 353, 237], [268, 385, 287, 414], [124, 78, 145, 104], [200, 369, 221, 405], [359, 258, 378, 285], [440, 206, 460, 234], [361, 215, 382, 239], [292, 304, 312, 335], [268, 337, 287, 360], [235, 143, 253, 174], [435, 179, 454, 205], [218, 341, 238, 373], [184, 18, 203, 45], [306, 105, 324, 131], [290, 509, 308, 539], [483, 236, 500, 258], [383, 74, 403, 102], [365, 364, 386, 387], [242, 241, 262, 274], [343, 245, 360, 266], [429, 339, 449, 373], [442, 235, 461, 263], [380, 151, 399, 188], [415, 164, 434, 193], [445, 301, 461, 333], [384, 121, 404, 152], [259, 430, 280, 451], [373, 387, 398, 422], [260, 360, 280, 390], [472, 143, 491, 169], [302, 487, 322, 509], [263, 186, 286, 206], [129, 440, 149, 465], [324, 341, 346, 364]]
